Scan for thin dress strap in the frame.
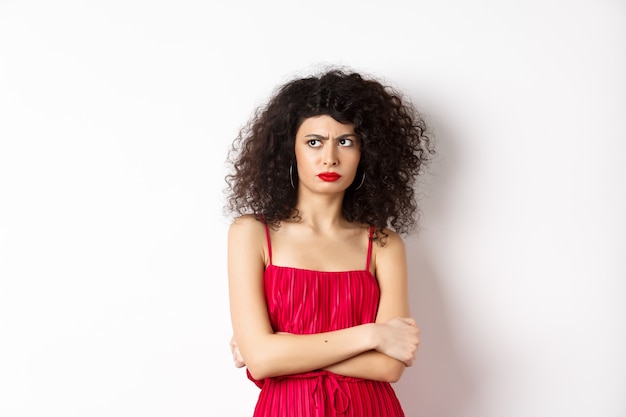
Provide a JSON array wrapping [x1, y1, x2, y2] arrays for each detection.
[[365, 226, 375, 272], [264, 222, 273, 265]]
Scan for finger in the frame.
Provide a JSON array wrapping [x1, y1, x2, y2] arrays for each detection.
[[233, 350, 245, 368], [402, 317, 417, 327]]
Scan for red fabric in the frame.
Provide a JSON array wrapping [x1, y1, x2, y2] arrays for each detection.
[[247, 225, 406, 416]]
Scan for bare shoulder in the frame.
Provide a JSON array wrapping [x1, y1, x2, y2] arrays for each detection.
[[230, 214, 262, 228], [228, 215, 268, 264], [374, 228, 406, 252], [372, 228, 407, 274], [229, 214, 265, 236]]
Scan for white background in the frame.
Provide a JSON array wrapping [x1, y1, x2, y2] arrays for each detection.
[[1, 1, 624, 416]]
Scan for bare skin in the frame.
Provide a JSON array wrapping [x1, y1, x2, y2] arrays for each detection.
[[228, 115, 420, 382]]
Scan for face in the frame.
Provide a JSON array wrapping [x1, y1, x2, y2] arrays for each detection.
[[294, 115, 361, 193]]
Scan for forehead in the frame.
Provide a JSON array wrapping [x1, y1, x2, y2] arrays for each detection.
[[297, 115, 356, 136]]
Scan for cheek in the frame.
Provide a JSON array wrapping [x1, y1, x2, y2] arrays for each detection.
[[346, 150, 362, 167], [295, 150, 316, 173], [294, 146, 307, 164]]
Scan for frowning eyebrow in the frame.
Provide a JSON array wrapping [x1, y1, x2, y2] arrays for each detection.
[[304, 134, 358, 140]]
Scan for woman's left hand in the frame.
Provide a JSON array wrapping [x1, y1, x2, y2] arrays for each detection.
[[230, 331, 291, 368], [230, 335, 246, 368]]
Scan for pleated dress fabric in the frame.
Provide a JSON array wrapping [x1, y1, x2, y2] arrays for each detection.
[[247, 224, 406, 417]]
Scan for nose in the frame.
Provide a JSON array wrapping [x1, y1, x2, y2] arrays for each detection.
[[323, 146, 338, 166]]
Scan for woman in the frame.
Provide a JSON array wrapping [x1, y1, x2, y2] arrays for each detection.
[[225, 68, 433, 416]]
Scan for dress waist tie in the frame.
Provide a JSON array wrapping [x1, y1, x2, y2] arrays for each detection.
[[278, 370, 361, 416]]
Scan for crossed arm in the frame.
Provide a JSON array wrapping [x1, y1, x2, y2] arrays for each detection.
[[227, 216, 420, 383]]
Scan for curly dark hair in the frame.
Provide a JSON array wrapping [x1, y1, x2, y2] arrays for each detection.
[[224, 68, 434, 235]]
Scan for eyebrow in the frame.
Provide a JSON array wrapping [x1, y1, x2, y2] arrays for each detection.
[[304, 133, 358, 140]]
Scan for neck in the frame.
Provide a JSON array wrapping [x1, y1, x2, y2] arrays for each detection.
[[294, 190, 346, 230]]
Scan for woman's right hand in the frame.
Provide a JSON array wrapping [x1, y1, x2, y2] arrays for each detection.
[[374, 317, 420, 366]]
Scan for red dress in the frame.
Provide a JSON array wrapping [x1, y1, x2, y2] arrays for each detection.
[[247, 224, 406, 417]]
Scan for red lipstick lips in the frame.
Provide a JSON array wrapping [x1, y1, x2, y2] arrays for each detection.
[[318, 172, 341, 182]]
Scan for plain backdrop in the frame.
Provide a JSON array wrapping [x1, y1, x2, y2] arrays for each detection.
[[1, 1, 624, 416]]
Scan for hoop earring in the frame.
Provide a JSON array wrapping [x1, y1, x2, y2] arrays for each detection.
[[354, 172, 366, 190], [289, 165, 296, 189]]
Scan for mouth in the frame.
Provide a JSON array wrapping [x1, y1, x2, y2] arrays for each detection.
[[318, 172, 341, 182]]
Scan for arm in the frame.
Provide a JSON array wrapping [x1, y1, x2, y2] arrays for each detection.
[[323, 230, 420, 382], [228, 216, 379, 380]]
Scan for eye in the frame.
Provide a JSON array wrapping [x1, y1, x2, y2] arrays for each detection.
[[338, 138, 354, 147], [307, 139, 322, 148]]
